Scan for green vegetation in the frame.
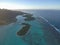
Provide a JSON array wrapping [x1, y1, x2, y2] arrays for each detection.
[[23, 14, 35, 21], [17, 13, 35, 36], [17, 23, 31, 36], [0, 9, 25, 25]]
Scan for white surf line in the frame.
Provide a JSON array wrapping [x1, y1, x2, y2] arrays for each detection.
[[49, 24, 60, 33], [36, 16, 60, 33]]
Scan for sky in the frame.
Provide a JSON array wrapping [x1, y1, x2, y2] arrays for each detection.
[[0, 0, 60, 10]]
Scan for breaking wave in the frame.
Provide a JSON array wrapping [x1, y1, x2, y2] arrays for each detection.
[[37, 16, 60, 33]]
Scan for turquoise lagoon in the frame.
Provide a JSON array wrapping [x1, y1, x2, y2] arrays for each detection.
[[0, 14, 60, 45]]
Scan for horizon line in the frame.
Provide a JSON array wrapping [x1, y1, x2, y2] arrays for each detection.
[[0, 8, 60, 10]]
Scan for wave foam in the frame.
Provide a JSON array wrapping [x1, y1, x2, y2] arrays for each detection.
[[37, 16, 60, 33]]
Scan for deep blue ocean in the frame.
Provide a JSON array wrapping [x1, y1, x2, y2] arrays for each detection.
[[22, 10, 60, 29], [0, 10, 60, 45]]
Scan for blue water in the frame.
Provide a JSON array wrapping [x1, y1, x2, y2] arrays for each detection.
[[0, 10, 60, 45], [0, 19, 45, 45], [22, 10, 60, 29], [0, 23, 27, 45]]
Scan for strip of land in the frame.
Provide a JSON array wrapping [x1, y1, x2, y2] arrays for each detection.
[[17, 23, 31, 36]]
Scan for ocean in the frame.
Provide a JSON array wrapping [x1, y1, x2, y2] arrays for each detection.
[[0, 10, 60, 45], [21, 10, 60, 29]]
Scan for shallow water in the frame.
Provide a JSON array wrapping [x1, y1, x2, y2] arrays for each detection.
[[0, 14, 60, 45]]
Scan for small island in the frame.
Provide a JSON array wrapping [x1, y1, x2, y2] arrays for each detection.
[[23, 14, 35, 21], [17, 13, 35, 36], [17, 23, 31, 36]]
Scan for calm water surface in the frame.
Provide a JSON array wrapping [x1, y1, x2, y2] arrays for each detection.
[[0, 10, 60, 45]]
